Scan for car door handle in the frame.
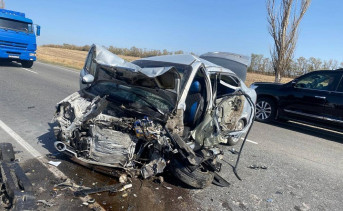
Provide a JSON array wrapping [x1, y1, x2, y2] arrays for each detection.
[[315, 96, 326, 100]]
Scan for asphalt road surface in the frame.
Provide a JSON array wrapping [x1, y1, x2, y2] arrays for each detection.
[[0, 61, 342, 211]]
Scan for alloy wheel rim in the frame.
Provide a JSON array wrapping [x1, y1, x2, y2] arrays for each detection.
[[256, 101, 272, 120]]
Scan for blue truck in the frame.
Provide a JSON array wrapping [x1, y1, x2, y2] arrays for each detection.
[[0, 9, 40, 68]]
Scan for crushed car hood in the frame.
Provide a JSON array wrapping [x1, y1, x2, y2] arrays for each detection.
[[93, 45, 181, 90]]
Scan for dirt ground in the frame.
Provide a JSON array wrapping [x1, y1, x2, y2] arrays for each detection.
[[36, 47, 140, 70], [245, 72, 292, 86], [36, 47, 293, 86]]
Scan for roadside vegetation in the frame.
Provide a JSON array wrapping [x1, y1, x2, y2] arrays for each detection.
[[38, 44, 339, 86], [42, 44, 185, 58], [248, 54, 343, 78], [37, 46, 140, 70]]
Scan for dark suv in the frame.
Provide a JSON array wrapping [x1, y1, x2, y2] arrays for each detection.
[[250, 69, 343, 127]]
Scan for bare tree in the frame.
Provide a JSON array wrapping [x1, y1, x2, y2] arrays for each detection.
[[296, 56, 308, 74], [322, 59, 338, 70], [308, 57, 322, 71], [331, 60, 338, 70], [267, 0, 311, 82], [0, 0, 5, 9]]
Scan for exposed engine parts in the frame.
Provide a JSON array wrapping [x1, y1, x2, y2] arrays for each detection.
[[54, 93, 171, 179]]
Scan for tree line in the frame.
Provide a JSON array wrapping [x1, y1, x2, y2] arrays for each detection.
[[43, 44, 342, 78], [248, 53, 343, 78], [42, 44, 184, 58]]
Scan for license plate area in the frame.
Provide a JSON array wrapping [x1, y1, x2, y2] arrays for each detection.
[[8, 55, 20, 59]]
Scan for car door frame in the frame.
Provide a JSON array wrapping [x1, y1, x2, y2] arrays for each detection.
[[322, 72, 343, 125]]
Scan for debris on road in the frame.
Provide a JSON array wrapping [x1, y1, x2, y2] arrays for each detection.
[[87, 198, 96, 204], [294, 203, 311, 211], [164, 186, 173, 190], [266, 198, 273, 203], [37, 200, 54, 207], [74, 183, 132, 197], [119, 174, 128, 183], [0, 143, 37, 210], [248, 165, 268, 170], [120, 183, 133, 191], [229, 148, 239, 154], [54, 179, 75, 188], [48, 161, 61, 167]]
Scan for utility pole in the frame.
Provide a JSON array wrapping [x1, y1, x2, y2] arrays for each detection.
[[0, 0, 5, 9]]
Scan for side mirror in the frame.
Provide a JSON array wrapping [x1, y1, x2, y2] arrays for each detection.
[[291, 80, 297, 87], [36, 25, 41, 36], [82, 74, 94, 84]]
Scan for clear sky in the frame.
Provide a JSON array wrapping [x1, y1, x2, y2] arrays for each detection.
[[5, 0, 343, 61]]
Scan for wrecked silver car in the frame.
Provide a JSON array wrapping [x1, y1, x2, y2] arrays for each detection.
[[53, 45, 256, 188]]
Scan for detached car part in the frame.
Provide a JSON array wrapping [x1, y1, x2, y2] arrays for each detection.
[[0, 143, 36, 211]]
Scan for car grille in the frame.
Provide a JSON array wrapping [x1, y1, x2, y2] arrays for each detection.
[[0, 40, 28, 50]]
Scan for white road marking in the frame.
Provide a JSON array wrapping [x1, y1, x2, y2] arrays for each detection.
[[240, 137, 258, 144], [0, 119, 41, 157], [247, 139, 258, 144], [0, 119, 105, 210], [36, 61, 79, 74], [22, 68, 38, 74]]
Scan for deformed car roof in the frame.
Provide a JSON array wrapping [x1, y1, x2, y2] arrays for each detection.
[[136, 54, 199, 66], [94, 44, 239, 79], [94, 45, 178, 78], [134, 53, 237, 75]]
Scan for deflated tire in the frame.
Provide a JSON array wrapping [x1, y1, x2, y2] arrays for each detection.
[[170, 158, 214, 189]]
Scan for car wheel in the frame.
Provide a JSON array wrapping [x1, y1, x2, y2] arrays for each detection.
[[255, 97, 276, 122], [21, 60, 34, 68], [170, 158, 214, 189]]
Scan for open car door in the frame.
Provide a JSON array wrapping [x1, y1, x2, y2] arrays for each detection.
[[214, 74, 246, 140]]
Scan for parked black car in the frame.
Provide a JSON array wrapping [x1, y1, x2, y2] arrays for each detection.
[[250, 69, 343, 127]]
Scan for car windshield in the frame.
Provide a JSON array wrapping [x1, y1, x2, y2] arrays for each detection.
[[87, 81, 174, 113], [0, 18, 32, 32], [132, 60, 193, 92]]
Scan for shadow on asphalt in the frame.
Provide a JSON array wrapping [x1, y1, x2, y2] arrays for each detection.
[[37, 122, 59, 154], [0, 61, 23, 68], [266, 120, 343, 144]]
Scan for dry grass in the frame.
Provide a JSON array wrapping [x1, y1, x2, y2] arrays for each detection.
[[37, 47, 140, 70], [37, 46, 293, 85], [245, 72, 292, 86]]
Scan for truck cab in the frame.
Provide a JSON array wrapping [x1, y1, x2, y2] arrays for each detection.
[[0, 9, 40, 68]]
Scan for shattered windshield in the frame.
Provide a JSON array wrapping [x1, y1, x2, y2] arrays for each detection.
[[132, 60, 193, 92], [87, 81, 174, 113], [0, 18, 33, 33]]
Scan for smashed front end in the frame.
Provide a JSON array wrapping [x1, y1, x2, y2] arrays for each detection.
[[52, 45, 256, 189], [53, 91, 172, 179]]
